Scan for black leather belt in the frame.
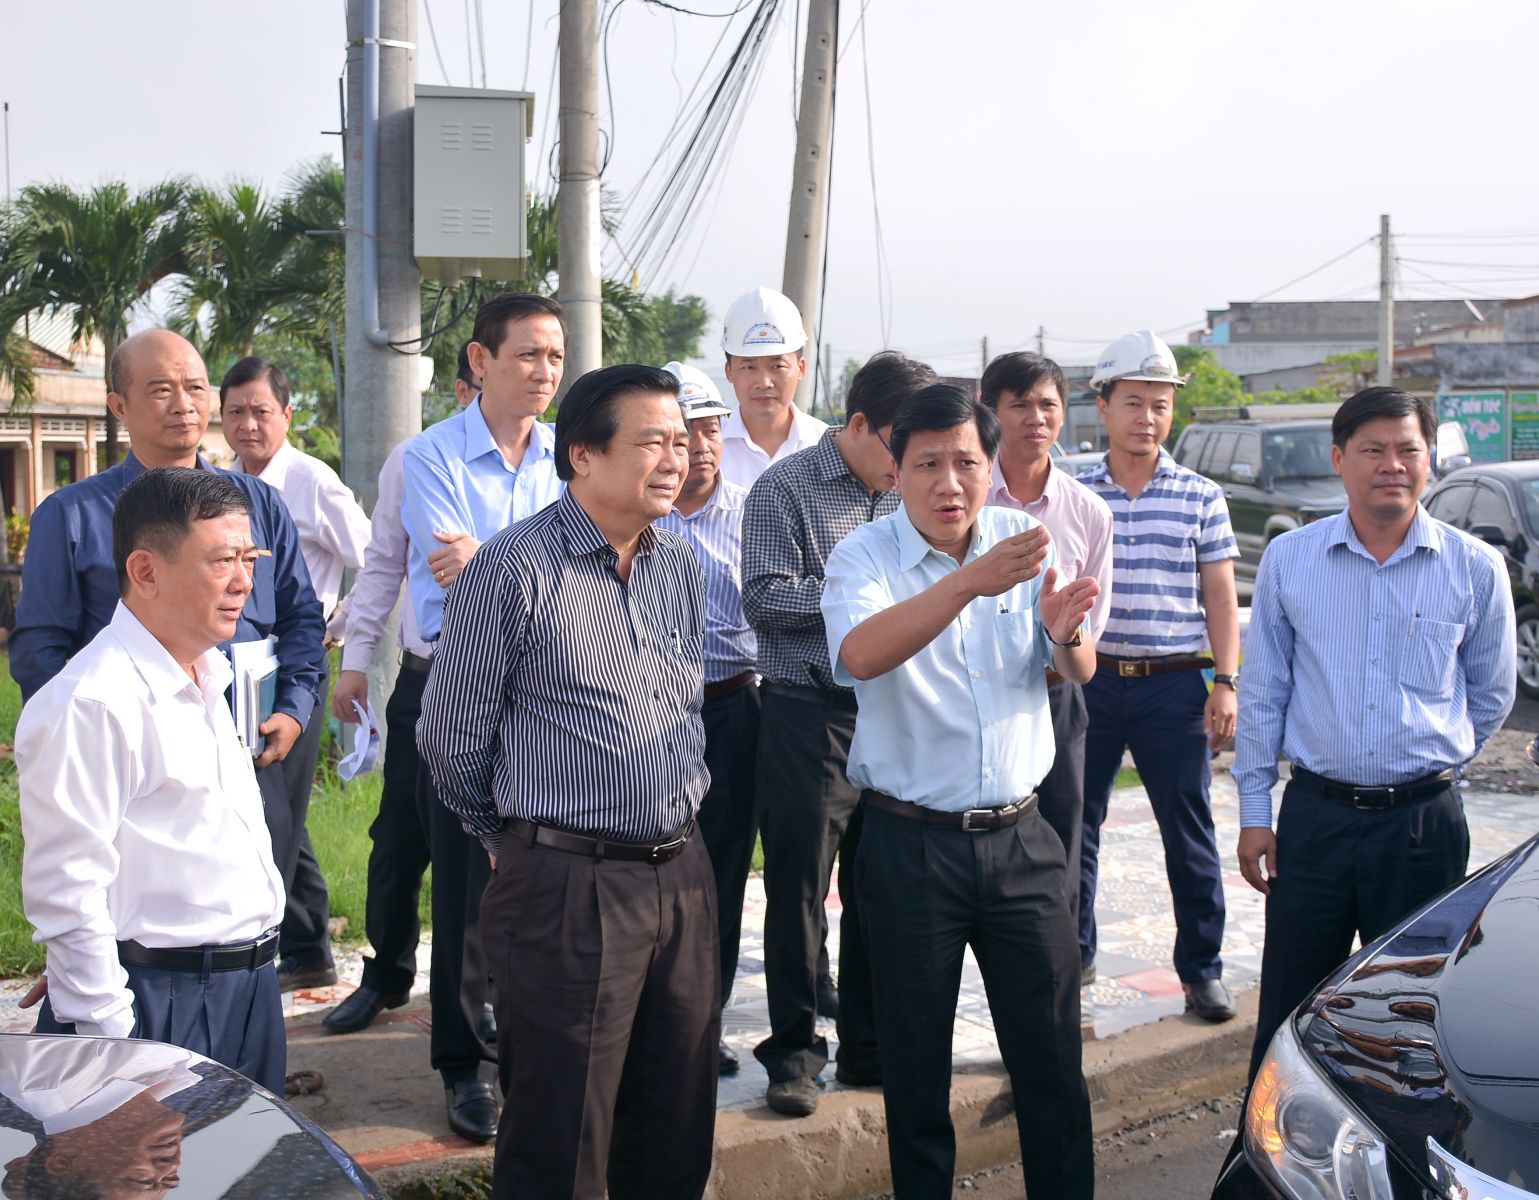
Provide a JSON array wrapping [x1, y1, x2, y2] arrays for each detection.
[[761, 680, 858, 710], [865, 789, 1038, 832], [704, 670, 756, 704], [1291, 765, 1455, 810], [400, 650, 434, 675], [504, 817, 696, 864], [117, 930, 279, 973], [1096, 653, 1212, 679]]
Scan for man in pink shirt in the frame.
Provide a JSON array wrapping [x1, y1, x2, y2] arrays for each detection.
[[982, 353, 1114, 949]]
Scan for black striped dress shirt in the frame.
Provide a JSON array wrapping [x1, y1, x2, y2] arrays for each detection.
[[741, 430, 898, 690], [418, 489, 711, 854]]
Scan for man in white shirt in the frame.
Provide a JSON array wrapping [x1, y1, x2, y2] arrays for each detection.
[[16, 467, 287, 1094], [323, 344, 479, 1039], [221, 357, 371, 994], [717, 287, 828, 490], [981, 352, 1114, 941]]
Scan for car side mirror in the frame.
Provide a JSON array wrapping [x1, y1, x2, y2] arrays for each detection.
[[1469, 523, 1509, 549], [1231, 462, 1255, 483]]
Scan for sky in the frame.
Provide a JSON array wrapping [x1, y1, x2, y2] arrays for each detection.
[[5, 0, 1539, 381]]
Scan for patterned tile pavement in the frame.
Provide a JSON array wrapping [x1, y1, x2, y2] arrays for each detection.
[[2, 764, 1532, 1119]]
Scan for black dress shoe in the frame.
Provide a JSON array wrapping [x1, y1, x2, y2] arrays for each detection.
[[1184, 978, 1236, 1023], [322, 985, 410, 1034], [276, 959, 339, 992], [1081, 961, 1097, 989], [766, 1077, 820, 1117], [479, 1002, 497, 1045], [445, 1080, 500, 1144], [718, 1041, 740, 1076], [816, 971, 840, 1021]]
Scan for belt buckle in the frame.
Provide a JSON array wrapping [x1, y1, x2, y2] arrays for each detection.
[[648, 835, 684, 864], [1117, 660, 1140, 678], [1352, 786, 1395, 811], [960, 809, 991, 833]]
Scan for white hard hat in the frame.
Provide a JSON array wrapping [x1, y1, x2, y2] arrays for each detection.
[[663, 361, 732, 420], [1088, 330, 1185, 391], [721, 287, 807, 357]]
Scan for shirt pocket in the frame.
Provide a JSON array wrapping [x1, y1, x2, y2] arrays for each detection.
[[991, 610, 1041, 679], [1401, 617, 1461, 695]]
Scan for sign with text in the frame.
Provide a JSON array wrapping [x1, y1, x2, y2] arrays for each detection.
[[1510, 392, 1539, 460], [1438, 391, 1508, 463]]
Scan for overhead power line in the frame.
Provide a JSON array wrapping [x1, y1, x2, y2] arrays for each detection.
[[1251, 237, 1375, 303], [421, 0, 454, 84]]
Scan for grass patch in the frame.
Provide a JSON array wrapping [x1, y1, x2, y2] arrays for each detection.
[[0, 650, 410, 976], [1114, 765, 1142, 789]]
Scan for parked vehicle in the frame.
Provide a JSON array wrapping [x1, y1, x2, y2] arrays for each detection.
[[0, 1032, 386, 1198], [1212, 830, 1539, 1198], [1171, 406, 1346, 592], [1423, 459, 1539, 699]]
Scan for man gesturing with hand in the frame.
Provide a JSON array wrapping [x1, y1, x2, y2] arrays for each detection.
[[822, 385, 1096, 1200]]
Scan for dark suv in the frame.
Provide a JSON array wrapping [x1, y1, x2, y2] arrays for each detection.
[[1171, 406, 1346, 592]]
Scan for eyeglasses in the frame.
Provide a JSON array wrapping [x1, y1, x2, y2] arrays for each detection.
[[874, 429, 893, 457]]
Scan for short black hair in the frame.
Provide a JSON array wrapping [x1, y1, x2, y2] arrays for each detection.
[[456, 340, 477, 389], [555, 365, 681, 482], [219, 357, 291, 410], [890, 384, 1002, 467], [845, 351, 937, 431], [980, 352, 1067, 410], [1332, 386, 1437, 449], [472, 293, 566, 356], [112, 467, 251, 595]]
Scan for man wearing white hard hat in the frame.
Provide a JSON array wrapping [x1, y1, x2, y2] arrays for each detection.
[[718, 287, 829, 489], [1077, 330, 1241, 1023], [654, 362, 760, 1078]]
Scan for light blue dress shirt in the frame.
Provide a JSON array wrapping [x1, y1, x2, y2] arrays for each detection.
[[1233, 507, 1516, 828], [822, 505, 1058, 812], [401, 398, 563, 641], [654, 479, 758, 684]]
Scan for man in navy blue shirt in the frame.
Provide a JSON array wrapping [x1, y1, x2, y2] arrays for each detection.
[[9, 330, 328, 985]]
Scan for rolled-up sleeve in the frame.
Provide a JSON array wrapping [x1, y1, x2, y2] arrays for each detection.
[[820, 535, 894, 687], [16, 697, 138, 1038]]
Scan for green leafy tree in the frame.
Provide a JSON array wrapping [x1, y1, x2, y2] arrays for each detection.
[[0, 179, 191, 462], [1170, 345, 1243, 441]]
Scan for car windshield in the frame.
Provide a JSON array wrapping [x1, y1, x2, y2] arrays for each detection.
[[1517, 478, 1539, 535], [1265, 427, 1335, 480]]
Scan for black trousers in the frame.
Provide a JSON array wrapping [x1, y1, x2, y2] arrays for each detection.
[[359, 664, 432, 995], [417, 759, 497, 1085], [857, 803, 1093, 1200], [752, 683, 879, 1082], [36, 956, 286, 1096], [262, 663, 333, 971], [1248, 777, 1469, 1079], [481, 829, 719, 1199], [699, 681, 761, 1008], [1038, 679, 1088, 928]]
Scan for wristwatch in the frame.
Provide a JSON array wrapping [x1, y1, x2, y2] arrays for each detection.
[[1213, 673, 1239, 690], [1047, 626, 1084, 649]]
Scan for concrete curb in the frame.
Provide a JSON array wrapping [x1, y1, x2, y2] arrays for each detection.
[[362, 989, 1256, 1199]]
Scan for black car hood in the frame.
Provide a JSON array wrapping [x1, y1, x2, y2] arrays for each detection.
[[1268, 477, 1346, 513], [1299, 837, 1539, 1192]]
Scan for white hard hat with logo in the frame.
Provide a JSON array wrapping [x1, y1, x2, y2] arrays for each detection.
[[1088, 330, 1185, 390], [721, 287, 808, 357], [663, 361, 732, 420]]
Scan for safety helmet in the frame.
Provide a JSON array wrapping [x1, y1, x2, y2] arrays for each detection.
[[663, 361, 732, 420], [1088, 330, 1185, 391], [721, 287, 808, 357]]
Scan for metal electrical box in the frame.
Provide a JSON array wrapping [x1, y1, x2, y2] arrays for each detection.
[[413, 85, 534, 282]]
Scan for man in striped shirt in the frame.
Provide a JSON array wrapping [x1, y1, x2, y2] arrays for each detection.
[[1234, 387, 1514, 1077], [654, 362, 759, 1078], [1078, 331, 1241, 1023], [418, 365, 717, 1200]]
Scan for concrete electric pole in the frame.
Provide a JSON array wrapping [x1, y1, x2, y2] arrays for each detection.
[[782, 0, 837, 412], [1377, 213, 1394, 386], [344, 0, 422, 751], [558, 0, 603, 391]]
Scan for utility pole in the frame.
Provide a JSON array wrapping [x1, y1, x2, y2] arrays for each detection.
[[821, 345, 834, 417], [980, 335, 989, 382], [782, 0, 837, 412], [3, 102, 11, 201], [345, 0, 421, 750], [1377, 213, 1394, 386], [1036, 324, 1045, 355], [558, 0, 603, 392]]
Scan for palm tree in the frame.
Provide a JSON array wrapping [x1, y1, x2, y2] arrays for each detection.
[[170, 180, 294, 364], [0, 179, 190, 462]]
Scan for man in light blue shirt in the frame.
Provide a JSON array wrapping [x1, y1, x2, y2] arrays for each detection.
[[822, 385, 1099, 1200], [398, 292, 566, 1145], [1233, 386, 1514, 1081]]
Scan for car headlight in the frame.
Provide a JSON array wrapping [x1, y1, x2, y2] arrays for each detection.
[[1245, 1018, 1394, 1200]]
